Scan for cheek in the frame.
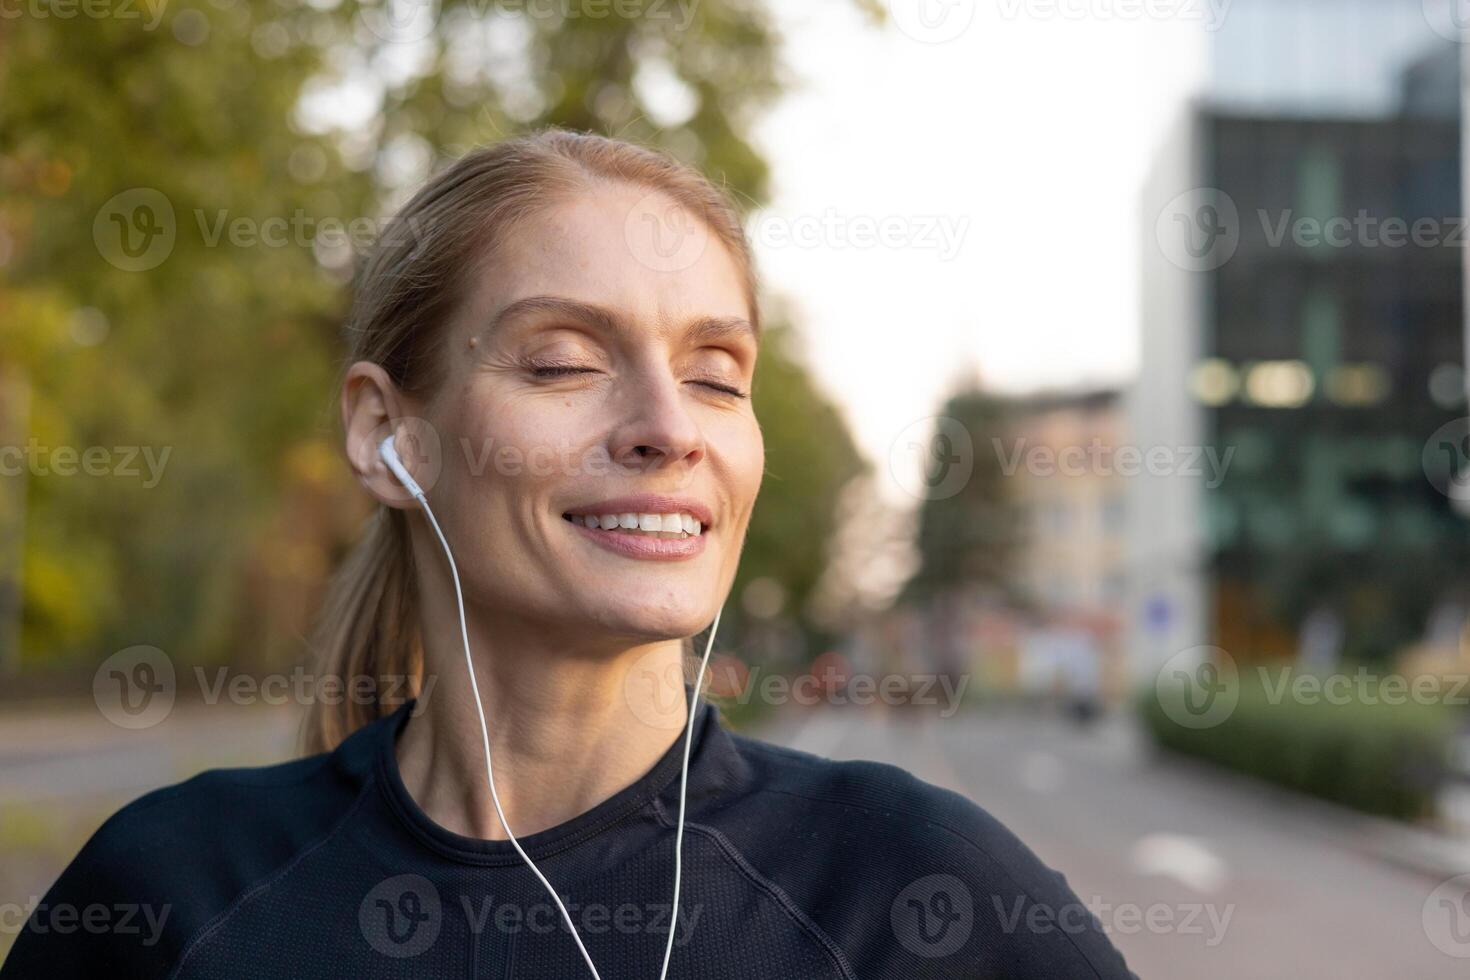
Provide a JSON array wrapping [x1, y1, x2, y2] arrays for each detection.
[[719, 418, 765, 501], [454, 393, 598, 488]]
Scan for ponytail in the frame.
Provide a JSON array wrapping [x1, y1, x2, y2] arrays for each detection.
[[302, 507, 421, 753]]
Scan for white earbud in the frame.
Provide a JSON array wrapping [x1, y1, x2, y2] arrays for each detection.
[[373, 422, 720, 980], [377, 434, 426, 501]]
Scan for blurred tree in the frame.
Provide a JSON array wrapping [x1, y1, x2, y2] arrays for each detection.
[[900, 386, 1024, 605], [896, 385, 1024, 675], [739, 319, 867, 663], [0, 0, 880, 676]]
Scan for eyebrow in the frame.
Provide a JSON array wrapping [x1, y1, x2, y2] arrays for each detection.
[[489, 295, 759, 348]]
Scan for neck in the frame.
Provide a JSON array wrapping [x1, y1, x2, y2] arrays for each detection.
[[395, 592, 695, 841]]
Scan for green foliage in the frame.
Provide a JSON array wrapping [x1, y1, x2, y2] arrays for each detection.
[[739, 322, 867, 644], [3, 0, 358, 665], [1142, 669, 1459, 821], [0, 0, 871, 673]]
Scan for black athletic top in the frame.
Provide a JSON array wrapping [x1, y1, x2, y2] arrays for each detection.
[[2, 698, 1135, 979]]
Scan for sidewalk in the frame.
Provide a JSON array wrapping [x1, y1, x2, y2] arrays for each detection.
[[0, 699, 300, 803], [1145, 742, 1470, 882]]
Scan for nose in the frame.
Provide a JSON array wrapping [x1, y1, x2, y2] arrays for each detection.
[[608, 370, 706, 476]]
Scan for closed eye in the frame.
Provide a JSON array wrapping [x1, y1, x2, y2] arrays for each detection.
[[690, 379, 749, 399], [534, 365, 746, 398], [532, 365, 598, 378]]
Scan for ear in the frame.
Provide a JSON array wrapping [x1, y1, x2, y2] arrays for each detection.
[[342, 362, 437, 509]]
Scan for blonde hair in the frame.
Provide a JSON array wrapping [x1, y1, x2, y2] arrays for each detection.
[[303, 128, 759, 752]]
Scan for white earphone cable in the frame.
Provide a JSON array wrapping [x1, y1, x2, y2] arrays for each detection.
[[658, 605, 719, 980], [411, 484, 717, 980]]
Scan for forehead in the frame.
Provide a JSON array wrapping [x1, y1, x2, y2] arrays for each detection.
[[466, 183, 752, 338]]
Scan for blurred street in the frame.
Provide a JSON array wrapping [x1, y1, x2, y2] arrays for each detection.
[[762, 705, 1463, 979], [0, 700, 301, 966], [3, 701, 1464, 977]]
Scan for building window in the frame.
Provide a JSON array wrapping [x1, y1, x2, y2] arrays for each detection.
[[1244, 360, 1314, 407]]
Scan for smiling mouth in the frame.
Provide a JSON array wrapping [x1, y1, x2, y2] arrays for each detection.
[[561, 512, 704, 539]]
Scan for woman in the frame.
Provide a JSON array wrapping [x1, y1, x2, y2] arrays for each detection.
[[3, 129, 1134, 979]]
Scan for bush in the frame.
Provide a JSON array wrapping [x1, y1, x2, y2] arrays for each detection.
[[1140, 666, 1461, 821]]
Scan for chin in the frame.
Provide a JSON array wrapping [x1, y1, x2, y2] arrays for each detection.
[[583, 599, 709, 643]]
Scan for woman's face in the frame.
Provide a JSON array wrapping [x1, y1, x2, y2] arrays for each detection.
[[413, 183, 763, 647]]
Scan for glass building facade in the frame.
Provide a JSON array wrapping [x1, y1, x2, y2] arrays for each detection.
[[1135, 0, 1469, 665]]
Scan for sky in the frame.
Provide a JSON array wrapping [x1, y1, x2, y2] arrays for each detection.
[[751, 1, 1209, 501]]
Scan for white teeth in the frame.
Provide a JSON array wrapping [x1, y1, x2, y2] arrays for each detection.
[[568, 510, 704, 536]]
